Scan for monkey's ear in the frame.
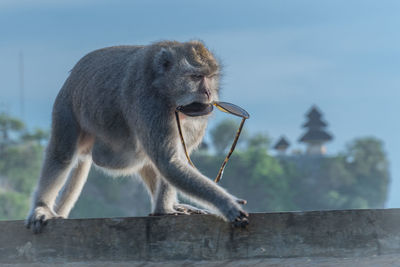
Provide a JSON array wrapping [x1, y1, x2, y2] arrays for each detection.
[[153, 47, 175, 74]]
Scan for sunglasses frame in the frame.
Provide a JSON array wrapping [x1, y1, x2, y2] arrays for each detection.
[[175, 101, 249, 183]]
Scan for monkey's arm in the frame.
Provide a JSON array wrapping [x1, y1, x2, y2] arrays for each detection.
[[137, 115, 248, 227]]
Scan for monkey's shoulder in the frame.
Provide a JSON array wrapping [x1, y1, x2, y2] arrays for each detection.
[[73, 45, 145, 70]]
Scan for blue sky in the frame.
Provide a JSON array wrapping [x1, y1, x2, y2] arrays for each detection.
[[1, 0, 399, 207]]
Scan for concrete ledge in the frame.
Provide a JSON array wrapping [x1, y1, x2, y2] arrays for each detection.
[[1, 209, 400, 265]]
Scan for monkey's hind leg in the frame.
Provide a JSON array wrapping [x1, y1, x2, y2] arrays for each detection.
[[26, 104, 80, 233], [55, 155, 92, 218], [140, 165, 178, 215]]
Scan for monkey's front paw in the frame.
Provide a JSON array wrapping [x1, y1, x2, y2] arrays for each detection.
[[25, 206, 62, 234], [225, 205, 249, 228], [232, 210, 249, 228], [173, 203, 210, 215]]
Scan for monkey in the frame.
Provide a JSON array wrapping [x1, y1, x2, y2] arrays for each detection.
[[25, 40, 249, 233]]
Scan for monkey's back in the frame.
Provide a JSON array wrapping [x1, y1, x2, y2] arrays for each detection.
[[55, 46, 146, 136]]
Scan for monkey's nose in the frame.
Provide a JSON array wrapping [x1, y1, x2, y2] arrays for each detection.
[[204, 89, 211, 100]]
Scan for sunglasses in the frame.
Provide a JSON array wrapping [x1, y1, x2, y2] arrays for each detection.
[[175, 101, 250, 183]]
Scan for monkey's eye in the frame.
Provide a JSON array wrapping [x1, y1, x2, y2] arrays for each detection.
[[190, 74, 204, 81]]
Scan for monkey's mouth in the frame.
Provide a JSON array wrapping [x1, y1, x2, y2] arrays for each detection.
[[176, 102, 213, 117]]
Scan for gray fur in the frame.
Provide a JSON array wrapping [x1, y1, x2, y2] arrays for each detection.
[[26, 41, 248, 233]]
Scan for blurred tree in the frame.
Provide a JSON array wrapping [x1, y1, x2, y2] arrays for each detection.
[[0, 112, 25, 149], [71, 169, 151, 218], [22, 128, 50, 145], [247, 133, 271, 150], [344, 137, 390, 208], [0, 144, 43, 194], [0, 115, 44, 220], [197, 141, 209, 153], [194, 131, 293, 212], [286, 156, 353, 211], [210, 119, 247, 154], [0, 191, 27, 220], [284, 137, 390, 211]]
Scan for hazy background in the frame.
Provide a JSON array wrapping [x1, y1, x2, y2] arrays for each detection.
[[0, 0, 399, 207]]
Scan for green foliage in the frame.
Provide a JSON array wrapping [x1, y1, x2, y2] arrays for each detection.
[[0, 144, 43, 194], [247, 133, 271, 150], [193, 140, 293, 212], [210, 119, 248, 154], [0, 115, 391, 220], [0, 113, 44, 220], [280, 137, 390, 211], [70, 169, 151, 218], [197, 120, 390, 212], [22, 128, 50, 145], [0, 191, 28, 220], [344, 137, 390, 208], [0, 112, 25, 144]]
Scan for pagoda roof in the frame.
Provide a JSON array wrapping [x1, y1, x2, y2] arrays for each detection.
[[273, 136, 290, 150], [302, 119, 327, 128], [302, 105, 328, 128], [299, 129, 333, 142], [307, 106, 322, 119]]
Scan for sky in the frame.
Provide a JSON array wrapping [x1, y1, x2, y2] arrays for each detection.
[[0, 0, 399, 207]]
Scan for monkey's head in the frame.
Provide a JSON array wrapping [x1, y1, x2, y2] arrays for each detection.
[[152, 41, 220, 114]]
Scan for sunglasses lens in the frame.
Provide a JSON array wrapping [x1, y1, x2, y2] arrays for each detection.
[[215, 102, 250, 119], [176, 102, 214, 117]]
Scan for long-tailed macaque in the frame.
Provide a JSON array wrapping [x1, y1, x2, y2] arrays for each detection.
[[26, 41, 248, 233]]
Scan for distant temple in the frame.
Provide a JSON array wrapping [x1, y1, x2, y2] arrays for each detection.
[[273, 136, 290, 155], [273, 105, 333, 156], [298, 105, 333, 155]]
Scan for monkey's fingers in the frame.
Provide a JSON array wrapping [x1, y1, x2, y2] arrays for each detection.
[[232, 211, 249, 228], [32, 215, 47, 234], [27, 207, 63, 234]]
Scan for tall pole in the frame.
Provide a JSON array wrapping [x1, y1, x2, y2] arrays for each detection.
[[19, 51, 25, 121]]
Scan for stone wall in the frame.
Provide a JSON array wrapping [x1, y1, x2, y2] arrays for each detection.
[[1, 209, 400, 266]]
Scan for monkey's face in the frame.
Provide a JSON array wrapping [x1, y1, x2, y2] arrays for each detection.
[[173, 62, 220, 108], [152, 42, 220, 113]]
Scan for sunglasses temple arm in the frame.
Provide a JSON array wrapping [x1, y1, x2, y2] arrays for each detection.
[[175, 111, 195, 168], [214, 117, 246, 183]]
